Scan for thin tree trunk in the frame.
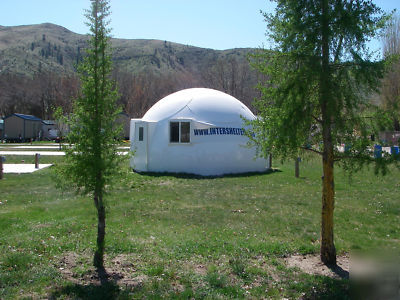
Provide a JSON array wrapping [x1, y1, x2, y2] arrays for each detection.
[[269, 154, 272, 170], [321, 142, 336, 265], [93, 193, 106, 269], [320, 0, 336, 266], [92, 5, 105, 270]]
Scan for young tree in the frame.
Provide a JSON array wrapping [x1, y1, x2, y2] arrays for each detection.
[[249, 0, 387, 265], [57, 0, 123, 269]]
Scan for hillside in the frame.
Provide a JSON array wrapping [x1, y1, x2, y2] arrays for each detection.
[[0, 23, 253, 77], [0, 23, 84, 75], [0, 23, 260, 118]]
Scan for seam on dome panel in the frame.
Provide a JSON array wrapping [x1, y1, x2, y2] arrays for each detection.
[[163, 98, 194, 120], [185, 99, 201, 119]]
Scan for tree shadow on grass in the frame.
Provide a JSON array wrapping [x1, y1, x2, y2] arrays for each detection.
[[328, 263, 349, 279], [50, 281, 121, 300], [301, 276, 350, 299], [49, 267, 134, 300], [135, 168, 281, 180]]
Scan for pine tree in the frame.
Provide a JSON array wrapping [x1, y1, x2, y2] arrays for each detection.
[[250, 0, 387, 265], [57, 0, 123, 270]]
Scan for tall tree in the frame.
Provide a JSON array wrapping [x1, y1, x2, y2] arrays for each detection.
[[249, 0, 387, 265], [56, 0, 123, 269], [381, 13, 400, 130]]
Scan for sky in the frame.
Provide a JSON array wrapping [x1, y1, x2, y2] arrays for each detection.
[[0, 0, 398, 51]]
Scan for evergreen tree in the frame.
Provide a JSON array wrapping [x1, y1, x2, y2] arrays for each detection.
[[249, 0, 387, 265], [57, 0, 123, 269]]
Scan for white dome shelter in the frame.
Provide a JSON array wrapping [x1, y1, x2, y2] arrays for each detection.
[[130, 88, 269, 176]]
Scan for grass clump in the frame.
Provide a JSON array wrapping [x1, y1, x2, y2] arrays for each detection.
[[206, 265, 227, 288], [229, 255, 249, 280]]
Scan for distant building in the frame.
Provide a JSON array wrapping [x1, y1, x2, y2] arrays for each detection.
[[3, 113, 42, 142], [42, 120, 57, 140]]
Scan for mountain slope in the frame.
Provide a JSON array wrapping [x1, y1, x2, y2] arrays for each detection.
[[0, 23, 254, 77], [0, 23, 260, 118]]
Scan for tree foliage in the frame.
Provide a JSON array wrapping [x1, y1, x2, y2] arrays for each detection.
[[381, 13, 400, 130], [249, 0, 387, 265], [56, 0, 123, 269], [0, 73, 79, 118], [0, 58, 259, 122]]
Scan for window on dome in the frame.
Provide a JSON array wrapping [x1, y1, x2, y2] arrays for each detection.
[[170, 122, 179, 143], [170, 121, 190, 143], [138, 127, 144, 141], [180, 122, 190, 143]]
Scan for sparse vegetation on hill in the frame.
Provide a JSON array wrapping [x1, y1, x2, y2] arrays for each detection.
[[0, 23, 260, 119]]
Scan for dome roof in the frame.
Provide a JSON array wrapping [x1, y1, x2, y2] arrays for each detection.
[[142, 88, 255, 123]]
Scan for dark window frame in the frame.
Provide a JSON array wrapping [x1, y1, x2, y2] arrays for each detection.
[[169, 121, 191, 144], [138, 126, 144, 141], [170, 122, 180, 143], [180, 122, 190, 143]]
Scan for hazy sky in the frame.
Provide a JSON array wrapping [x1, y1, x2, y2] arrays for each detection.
[[0, 0, 398, 51]]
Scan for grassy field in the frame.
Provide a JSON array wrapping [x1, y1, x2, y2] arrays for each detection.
[[0, 155, 399, 299]]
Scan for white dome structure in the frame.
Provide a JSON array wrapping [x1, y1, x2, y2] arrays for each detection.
[[130, 88, 269, 176]]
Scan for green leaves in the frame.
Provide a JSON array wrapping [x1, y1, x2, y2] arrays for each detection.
[[56, 0, 124, 197], [249, 0, 388, 163]]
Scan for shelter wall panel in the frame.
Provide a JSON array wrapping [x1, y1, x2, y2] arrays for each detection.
[[4, 116, 22, 139], [24, 120, 41, 139]]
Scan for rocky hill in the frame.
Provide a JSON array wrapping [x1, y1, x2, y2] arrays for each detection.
[[0, 23, 261, 118]]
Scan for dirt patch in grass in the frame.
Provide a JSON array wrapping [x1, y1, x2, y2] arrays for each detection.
[[32, 222, 52, 229], [57, 252, 147, 288], [193, 264, 207, 275], [284, 253, 349, 279], [157, 180, 174, 186]]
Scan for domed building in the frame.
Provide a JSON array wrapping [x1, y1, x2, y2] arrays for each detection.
[[129, 88, 269, 176]]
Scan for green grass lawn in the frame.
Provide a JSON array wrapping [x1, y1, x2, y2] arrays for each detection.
[[0, 155, 65, 164], [0, 155, 398, 299]]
